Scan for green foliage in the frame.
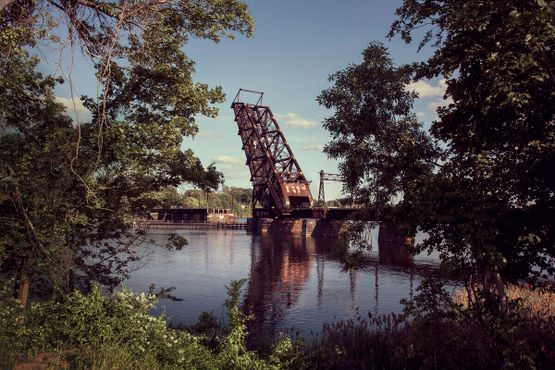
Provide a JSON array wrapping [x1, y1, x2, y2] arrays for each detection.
[[305, 280, 555, 370], [317, 42, 438, 211], [320, 1, 555, 316], [2, 280, 298, 369], [139, 186, 253, 217], [401, 276, 460, 322], [0, 0, 253, 299], [214, 279, 302, 369], [316, 42, 438, 267], [0, 278, 28, 365], [387, 0, 555, 288], [2, 0, 253, 61], [3, 277, 552, 369], [167, 234, 188, 251]]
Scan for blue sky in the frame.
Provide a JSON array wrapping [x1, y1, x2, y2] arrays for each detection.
[[45, 0, 448, 200]]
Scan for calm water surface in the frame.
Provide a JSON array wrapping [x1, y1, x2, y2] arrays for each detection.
[[125, 227, 443, 340]]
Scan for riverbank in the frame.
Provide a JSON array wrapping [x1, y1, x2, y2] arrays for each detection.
[[3, 282, 554, 369], [305, 283, 555, 369]]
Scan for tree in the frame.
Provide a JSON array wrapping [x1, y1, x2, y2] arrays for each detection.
[[0, 1, 252, 306], [1, 0, 253, 76], [183, 196, 200, 208], [389, 0, 555, 312], [0, 53, 78, 305], [223, 187, 253, 216], [317, 42, 438, 217], [319, 1, 554, 315], [139, 187, 187, 210]]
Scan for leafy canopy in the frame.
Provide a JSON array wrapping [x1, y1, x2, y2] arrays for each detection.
[[317, 42, 438, 214], [319, 0, 555, 308], [0, 0, 253, 300]]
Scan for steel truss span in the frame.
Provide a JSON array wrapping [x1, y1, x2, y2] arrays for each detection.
[[231, 89, 314, 216]]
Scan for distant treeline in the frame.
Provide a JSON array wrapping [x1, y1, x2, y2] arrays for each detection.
[[143, 186, 351, 217], [139, 186, 253, 217]]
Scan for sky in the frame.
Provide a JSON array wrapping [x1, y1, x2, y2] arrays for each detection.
[[44, 0, 449, 200]]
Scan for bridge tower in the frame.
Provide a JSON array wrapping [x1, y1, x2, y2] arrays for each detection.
[[231, 89, 314, 217], [317, 170, 344, 208]]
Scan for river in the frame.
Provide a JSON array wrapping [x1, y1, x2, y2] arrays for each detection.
[[124, 226, 444, 342]]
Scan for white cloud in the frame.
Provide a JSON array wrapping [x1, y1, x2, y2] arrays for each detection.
[[211, 155, 248, 182], [405, 79, 452, 120], [300, 144, 324, 151], [212, 155, 243, 165], [221, 167, 250, 180], [209, 155, 250, 182], [406, 79, 447, 98], [426, 96, 454, 119], [55, 96, 88, 114], [275, 112, 318, 128]]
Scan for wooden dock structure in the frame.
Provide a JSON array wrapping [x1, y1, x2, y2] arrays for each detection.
[[134, 220, 247, 232]]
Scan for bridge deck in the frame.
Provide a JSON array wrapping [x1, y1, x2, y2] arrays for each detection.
[[253, 207, 376, 220]]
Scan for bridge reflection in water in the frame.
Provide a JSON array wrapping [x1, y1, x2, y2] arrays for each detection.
[[126, 227, 438, 344], [242, 229, 419, 345]]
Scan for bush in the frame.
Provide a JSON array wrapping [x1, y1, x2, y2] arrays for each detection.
[[2, 281, 298, 369], [4, 279, 553, 369], [0, 278, 29, 367]]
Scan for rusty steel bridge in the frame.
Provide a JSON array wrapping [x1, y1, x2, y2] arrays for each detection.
[[231, 89, 363, 220]]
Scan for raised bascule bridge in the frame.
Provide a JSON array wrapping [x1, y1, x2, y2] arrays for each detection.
[[231, 89, 313, 218], [231, 89, 388, 236]]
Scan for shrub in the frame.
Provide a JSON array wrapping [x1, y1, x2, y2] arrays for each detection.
[[3, 281, 298, 369], [453, 284, 555, 320], [0, 278, 29, 367]]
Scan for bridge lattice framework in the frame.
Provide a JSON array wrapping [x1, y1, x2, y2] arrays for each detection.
[[231, 89, 314, 217]]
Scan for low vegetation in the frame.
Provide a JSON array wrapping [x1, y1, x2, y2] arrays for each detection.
[[0, 280, 298, 369], [1, 0, 553, 369], [453, 283, 555, 320], [306, 280, 555, 370], [143, 186, 255, 217], [2, 279, 553, 369]]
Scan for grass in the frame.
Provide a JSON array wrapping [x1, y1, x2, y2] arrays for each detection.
[[304, 283, 555, 370], [453, 283, 555, 319]]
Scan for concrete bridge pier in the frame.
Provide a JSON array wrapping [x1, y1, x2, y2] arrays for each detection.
[[248, 218, 413, 244], [247, 218, 318, 236]]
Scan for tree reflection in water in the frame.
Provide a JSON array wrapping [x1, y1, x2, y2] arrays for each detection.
[[126, 226, 437, 345], [242, 227, 417, 346]]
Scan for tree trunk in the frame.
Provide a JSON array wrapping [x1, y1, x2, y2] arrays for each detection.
[[494, 271, 508, 318], [17, 270, 30, 308]]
